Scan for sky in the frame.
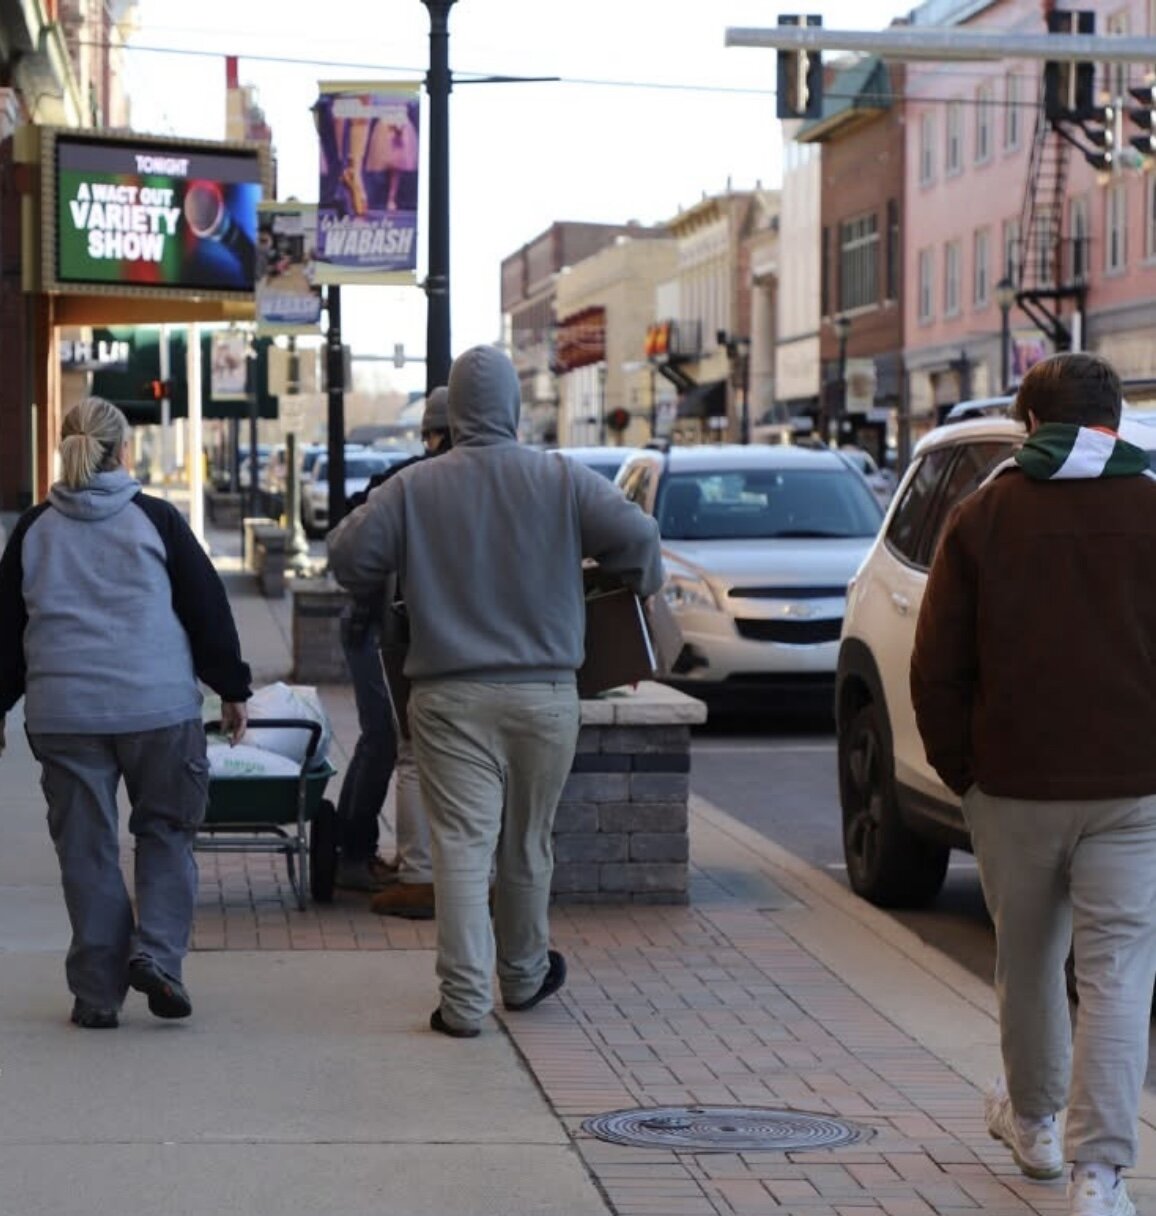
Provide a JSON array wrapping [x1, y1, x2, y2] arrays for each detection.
[[124, 0, 912, 395]]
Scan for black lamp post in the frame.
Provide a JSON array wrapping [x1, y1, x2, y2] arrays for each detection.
[[832, 313, 851, 446], [423, 0, 456, 396], [995, 276, 1016, 393]]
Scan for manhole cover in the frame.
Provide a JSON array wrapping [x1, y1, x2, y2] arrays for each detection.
[[581, 1105, 873, 1152]]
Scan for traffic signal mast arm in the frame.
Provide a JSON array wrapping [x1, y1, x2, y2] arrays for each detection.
[[727, 24, 1156, 63]]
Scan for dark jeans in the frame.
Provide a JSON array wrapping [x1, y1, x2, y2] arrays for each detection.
[[336, 615, 397, 861]]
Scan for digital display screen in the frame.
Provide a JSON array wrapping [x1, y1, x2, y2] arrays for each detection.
[[54, 136, 263, 293]]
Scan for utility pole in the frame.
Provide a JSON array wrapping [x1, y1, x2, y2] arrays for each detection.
[[326, 284, 346, 534], [423, 0, 456, 396]]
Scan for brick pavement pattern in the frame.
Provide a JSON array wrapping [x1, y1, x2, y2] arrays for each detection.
[[182, 549, 1156, 1215]]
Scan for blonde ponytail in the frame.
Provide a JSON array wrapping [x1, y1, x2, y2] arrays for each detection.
[[58, 397, 131, 489]]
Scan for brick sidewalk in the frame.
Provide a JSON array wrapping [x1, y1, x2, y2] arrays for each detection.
[[188, 806, 1117, 1216], [203, 545, 1156, 1216]]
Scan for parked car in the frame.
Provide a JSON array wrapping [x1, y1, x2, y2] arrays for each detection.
[[615, 444, 884, 710], [551, 446, 643, 481], [836, 446, 897, 506], [835, 400, 1156, 908], [301, 450, 409, 537]]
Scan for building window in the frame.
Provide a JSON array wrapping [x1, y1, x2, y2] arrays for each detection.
[[821, 225, 831, 315], [839, 212, 879, 311], [1106, 182, 1127, 272], [1146, 176, 1156, 259], [918, 248, 934, 321], [1002, 217, 1021, 280], [973, 227, 990, 307], [1106, 12, 1129, 104], [945, 102, 964, 175], [944, 241, 961, 316], [975, 84, 994, 163], [919, 111, 936, 184], [886, 198, 900, 299], [1069, 195, 1089, 280], [1005, 72, 1021, 149]]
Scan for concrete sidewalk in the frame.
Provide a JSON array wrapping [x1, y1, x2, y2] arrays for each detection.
[[3, 514, 1156, 1215]]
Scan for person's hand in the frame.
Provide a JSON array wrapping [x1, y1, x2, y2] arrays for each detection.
[[221, 701, 248, 747]]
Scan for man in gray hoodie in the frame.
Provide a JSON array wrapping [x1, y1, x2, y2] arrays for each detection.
[[328, 344, 663, 1037]]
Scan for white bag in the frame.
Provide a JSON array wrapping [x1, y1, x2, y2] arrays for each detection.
[[240, 682, 332, 768], [207, 742, 302, 779]]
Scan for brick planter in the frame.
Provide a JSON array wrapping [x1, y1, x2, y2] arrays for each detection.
[[290, 578, 351, 683], [552, 683, 706, 905]]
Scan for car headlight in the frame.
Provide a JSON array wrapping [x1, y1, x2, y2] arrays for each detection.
[[663, 574, 719, 612]]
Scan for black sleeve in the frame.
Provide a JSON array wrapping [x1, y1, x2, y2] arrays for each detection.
[[133, 494, 253, 702], [345, 454, 424, 512], [0, 504, 50, 716]]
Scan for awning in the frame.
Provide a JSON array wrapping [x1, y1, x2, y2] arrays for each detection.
[[676, 379, 728, 419]]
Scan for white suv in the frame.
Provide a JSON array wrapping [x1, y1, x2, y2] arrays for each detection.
[[836, 402, 1156, 908]]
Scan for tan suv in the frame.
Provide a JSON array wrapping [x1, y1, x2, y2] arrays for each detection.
[[836, 402, 1156, 908]]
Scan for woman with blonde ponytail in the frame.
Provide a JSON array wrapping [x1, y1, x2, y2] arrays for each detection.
[[58, 396, 131, 489], [0, 396, 252, 1030]]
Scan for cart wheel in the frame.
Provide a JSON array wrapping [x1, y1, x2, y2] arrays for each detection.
[[310, 798, 338, 904]]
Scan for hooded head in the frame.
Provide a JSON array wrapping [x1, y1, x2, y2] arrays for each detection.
[[421, 386, 452, 455], [422, 386, 450, 433], [447, 345, 520, 446]]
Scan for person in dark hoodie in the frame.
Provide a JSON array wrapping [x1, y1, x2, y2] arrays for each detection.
[[329, 345, 663, 1038], [0, 397, 251, 1030], [332, 387, 449, 903], [911, 353, 1156, 1216]]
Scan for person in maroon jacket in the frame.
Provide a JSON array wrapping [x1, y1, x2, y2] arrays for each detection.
[[912, 353, 1156, 1216]]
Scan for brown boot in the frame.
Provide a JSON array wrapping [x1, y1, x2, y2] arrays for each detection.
[[370, 882, 435, 920]]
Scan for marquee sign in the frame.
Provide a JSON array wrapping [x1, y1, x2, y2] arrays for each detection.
[[41, 129, 270, 300]]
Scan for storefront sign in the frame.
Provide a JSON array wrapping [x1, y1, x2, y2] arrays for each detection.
[[553, 307, 606, 373], [60, 336, 131, 371], [46, 131, 265, 296], [256, 203, 322, 334], [314, 81, 420, 284]]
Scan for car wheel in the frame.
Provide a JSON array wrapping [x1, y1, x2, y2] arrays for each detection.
[[839, 700, 950, 908]]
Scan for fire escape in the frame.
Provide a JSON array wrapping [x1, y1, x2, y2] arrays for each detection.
[[1012, 74, 1087, 351]]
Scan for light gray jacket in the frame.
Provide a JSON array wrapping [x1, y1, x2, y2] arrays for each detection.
[[327, 345, 663, 683]]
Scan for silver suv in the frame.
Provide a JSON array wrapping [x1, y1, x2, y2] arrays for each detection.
[[836, 403, 1156, 908]]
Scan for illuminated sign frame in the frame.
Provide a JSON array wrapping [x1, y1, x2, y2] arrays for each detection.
[[40, 128, 272, 301]]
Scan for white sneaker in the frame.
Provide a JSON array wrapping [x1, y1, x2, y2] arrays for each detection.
[[1068, 1166, 1136, 1216], [985, 1077, 1064, 1180]]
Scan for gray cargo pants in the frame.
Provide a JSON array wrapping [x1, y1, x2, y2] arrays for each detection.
[[409, 680, 581, 1031], [963, 785, 1156, 1168], [27, 720, 210, 1012]]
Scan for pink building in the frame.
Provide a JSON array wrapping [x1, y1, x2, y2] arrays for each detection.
[[903, 0, 1156, 434]]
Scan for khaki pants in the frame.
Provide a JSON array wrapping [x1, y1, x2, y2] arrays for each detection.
[[964, 786, 1156, 1167], [409, 679, 581, 1030]]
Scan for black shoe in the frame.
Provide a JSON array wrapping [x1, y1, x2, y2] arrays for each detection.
[[70, 999, 118, 1029], [128, 957, 192, 1020], [429, 1007, 480, 1039], [504, 949, 567, 1012]]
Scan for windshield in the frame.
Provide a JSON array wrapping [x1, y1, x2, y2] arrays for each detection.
[[657, 468, 883, 541], [314, 455, 393, 481]]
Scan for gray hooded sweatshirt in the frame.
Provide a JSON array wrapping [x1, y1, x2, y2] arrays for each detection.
[[0, 468, 251, 733], [327, 345, 663, 683]]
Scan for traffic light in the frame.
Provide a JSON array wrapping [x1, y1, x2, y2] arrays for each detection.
[[1082, 102, 1118, 172], [606, 407, 631, 434], [1129, 82, 1156, 156], [776, 15, 822, 121]]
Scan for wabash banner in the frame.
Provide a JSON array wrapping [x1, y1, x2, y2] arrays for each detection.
[[54, 135, 263, 293], [314, 80, 421, 284]]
